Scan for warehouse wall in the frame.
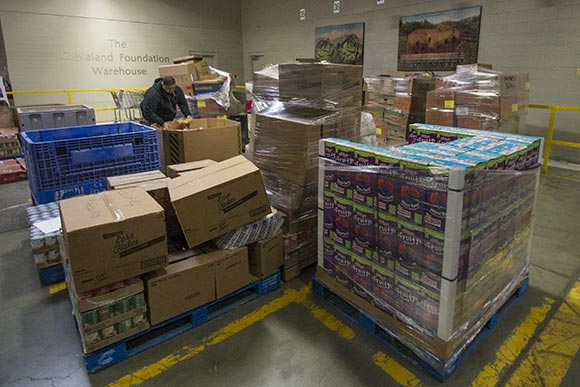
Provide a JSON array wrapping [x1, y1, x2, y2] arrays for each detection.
[[240, 0, 580, 163], [0, 0, 243, 121]]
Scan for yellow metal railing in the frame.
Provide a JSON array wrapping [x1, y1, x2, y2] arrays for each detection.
[[6, 88, 147, 113], [529, 104, 580, 173]]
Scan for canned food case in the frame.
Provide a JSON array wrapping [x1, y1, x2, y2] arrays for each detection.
[[65, 269, 150, 354]]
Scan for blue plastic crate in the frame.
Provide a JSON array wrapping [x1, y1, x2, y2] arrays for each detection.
[[32, 179, 108, 205], [21, 122, 161, 199]]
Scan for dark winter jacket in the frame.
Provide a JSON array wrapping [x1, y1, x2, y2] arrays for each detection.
[[140, 78, 191, 125]]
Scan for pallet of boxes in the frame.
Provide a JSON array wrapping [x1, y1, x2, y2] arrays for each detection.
[[363, 73, 435, 147], [250, 62, 363, 280], [60, 154, 284, 371], [425, 64, 529, 134], [315, 122, 543, 380]]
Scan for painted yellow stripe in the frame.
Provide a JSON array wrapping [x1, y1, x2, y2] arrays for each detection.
[[48, 281, 67, 294], [106, 285, 311, 387], [546, 173, 580, 184], [300, 299, 356, 339], [471, 297, 555, 387], [373, 352, 423, 387], [505, 280, 580, 387]]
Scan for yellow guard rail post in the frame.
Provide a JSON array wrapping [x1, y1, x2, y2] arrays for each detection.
[[528, 104, 580, 173]]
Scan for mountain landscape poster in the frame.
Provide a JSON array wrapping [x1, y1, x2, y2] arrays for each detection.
[[315, 22, 365, 65]]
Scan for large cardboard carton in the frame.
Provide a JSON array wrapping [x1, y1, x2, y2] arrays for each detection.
[[162, 118, 241, 166], [158, 63, 195, 96], [204, 246, 249, 298], [168, 156, 271, 248], [60, 187, 168, 293], [166, 159, 217, 178], [248, 231, 283, 278], [144, 254, 216, 325]]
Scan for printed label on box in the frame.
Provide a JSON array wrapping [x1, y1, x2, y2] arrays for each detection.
[[197, 101, 206, 108], [511, 103, 519, 113], [456, 107, 469, 116], [444, 100, 455, 109], [376, 128, 382, 135]]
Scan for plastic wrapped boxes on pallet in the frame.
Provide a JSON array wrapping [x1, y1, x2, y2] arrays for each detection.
[[316, 123, 542, 375]]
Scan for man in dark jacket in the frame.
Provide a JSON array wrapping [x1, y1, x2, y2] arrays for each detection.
[[140, 76, 192, 129]]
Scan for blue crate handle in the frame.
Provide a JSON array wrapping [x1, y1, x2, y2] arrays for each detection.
[[69, 143, 135, 165]]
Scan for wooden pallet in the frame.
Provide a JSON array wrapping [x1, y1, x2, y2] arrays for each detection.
[[312, 272, 529, 382], [281, 256, 317, 282], [84, 270, 281, 373]]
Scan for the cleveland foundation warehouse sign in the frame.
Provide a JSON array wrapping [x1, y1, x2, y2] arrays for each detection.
[[60, 38, 171, 77]]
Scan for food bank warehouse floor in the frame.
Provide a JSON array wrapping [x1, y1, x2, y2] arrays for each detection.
[[1, 1, 580, 387]]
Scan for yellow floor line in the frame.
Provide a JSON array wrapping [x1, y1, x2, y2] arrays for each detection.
[[300, 298, 356, 340], [48, 281, 66, 294], [106, 285, 311, 387], [470, 297, 555, 387], [373, 352, 423, 387], [299, 290, 422, 386], [505, 280, 580, 387], [546, 172, 580, 184]]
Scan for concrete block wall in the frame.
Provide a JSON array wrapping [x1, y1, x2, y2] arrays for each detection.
[[241, 0, 580, 163]]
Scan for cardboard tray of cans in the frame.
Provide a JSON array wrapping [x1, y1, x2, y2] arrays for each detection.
[[65, 265, 150, 354], [317, 125, 542, 342]]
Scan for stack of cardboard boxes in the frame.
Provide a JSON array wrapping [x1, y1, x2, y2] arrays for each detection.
[[60, 155, 284, 354], [250, 62, 363, 276], [317, 124, 542, 372], [363, 74, 435, 147], [425, 64, 530, 134], [158, 57, 241, 118]]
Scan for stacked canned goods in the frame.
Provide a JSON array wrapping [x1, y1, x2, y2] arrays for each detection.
[[26, 202, 61, 266], [78, 278, 149, 351]]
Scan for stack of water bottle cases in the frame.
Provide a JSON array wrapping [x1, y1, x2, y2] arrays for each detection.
[[318, 122, 542, 372]]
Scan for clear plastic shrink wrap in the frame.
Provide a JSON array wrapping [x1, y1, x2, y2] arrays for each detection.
[[317, 123, 542, 374], [250, 62, 363, 268], [426, 64, 530, 134], [364, 74, 435, 147]]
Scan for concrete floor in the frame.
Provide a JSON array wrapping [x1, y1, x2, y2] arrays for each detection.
[[0, 171, 579, 387]]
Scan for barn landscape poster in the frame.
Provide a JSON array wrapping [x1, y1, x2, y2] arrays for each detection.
[[398, 7, 482, 71], [315, 23, 365, 65]]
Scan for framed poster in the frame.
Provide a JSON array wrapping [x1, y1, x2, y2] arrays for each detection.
[[315, 22, 365, 65], [397, 6, 482, 71]]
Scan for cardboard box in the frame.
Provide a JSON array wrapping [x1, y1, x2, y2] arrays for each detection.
[[248, 231, 283, 278], [193, 78, 225, 95], [196, 99, 228, 117], [60, 187, 168, 293], [158, 63, 195, 96], [166, 159, 217, 178], [106, 170, 167, 190], [145, 254, 216, 325], [162, 118, 241, 165], [204, 246, 249, 298], [168, 155, 271, 248]]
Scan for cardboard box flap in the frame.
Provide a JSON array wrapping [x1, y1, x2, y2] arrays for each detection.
[[168, 155, 248, 191], [166, 160, 217, 176], [169, 160, 259, 203], [60, 187, 164, 233], [107, 171, 166, 188]]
